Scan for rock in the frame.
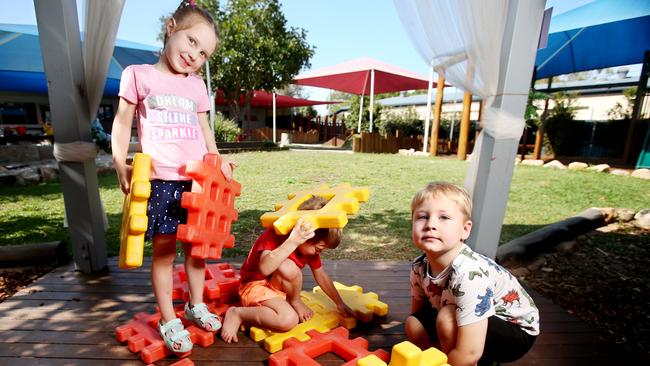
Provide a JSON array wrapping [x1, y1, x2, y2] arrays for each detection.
[[568, 162, 588, 170], [633, 209, 650, 230], [520, 159, 544, 166], [631, 168, 650, 180], [596, 223, 621, 233], [600, 207, 616, 223], [509, 267, 530, 278], [543, 160, 567, 169], [587, 163, 610, 173], [398, 148, 415, 156], [527, 257, 547, 271], [541, 267, 554, 272], [615, 208, 636, 222], [556, 240, 578, 252], [413, 151, 430, 157], [609, 169, 630, 176], [16, 167, 40, 185], [38, 166, 59, 182], [514, 156, 521, 164]]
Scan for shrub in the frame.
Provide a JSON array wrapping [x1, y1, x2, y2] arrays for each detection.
[[213, 113, 240, 142], [545, 92, 578, 156], [380, 106, 423, 137]]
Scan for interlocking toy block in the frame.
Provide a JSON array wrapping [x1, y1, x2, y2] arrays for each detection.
[[357, 341, 449, 366], [300, 291, 357, 329], [260, 183, 370, 235], [248, 306, 340, 353], [119, 153, 152, 269], [268, 327, 389, 366], [313, 282, 388, 322], [177, 153, 241, 259], [147, 359, 195, 366], [115, 310, 214, 364], [172, 263, 241, 303]]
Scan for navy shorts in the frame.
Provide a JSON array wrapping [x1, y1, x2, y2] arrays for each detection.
[[411, 307, 536, 364], [145, 180, 192, 241]]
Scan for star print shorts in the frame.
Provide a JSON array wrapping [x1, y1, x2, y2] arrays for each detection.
[[145, 179, 193, 241]]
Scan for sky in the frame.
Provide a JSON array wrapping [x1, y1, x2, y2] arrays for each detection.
[[0, 0, 593, 111]]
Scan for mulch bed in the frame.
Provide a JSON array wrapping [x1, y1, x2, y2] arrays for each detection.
[[0, 264, 55, 303], [522, 223, 650, 362]]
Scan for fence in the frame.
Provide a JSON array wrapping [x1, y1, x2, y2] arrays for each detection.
[[352, 132, 422, 153], [243, 127, 320, 144]]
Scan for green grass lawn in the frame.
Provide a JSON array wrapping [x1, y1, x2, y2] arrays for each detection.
[[1, 150, 647, 260]]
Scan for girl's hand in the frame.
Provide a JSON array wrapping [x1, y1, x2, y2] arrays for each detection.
[[115, 163, 133, 195], [288, 218, 315, 246], [220, 159, 236, 181], [337, 303, 357, 319]]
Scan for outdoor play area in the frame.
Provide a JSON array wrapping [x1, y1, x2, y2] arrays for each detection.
[[2, 0, 650, 365]]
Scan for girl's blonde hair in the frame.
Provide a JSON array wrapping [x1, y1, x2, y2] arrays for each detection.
[[411, 182, 473, 221], [164, 0, 220, 47]]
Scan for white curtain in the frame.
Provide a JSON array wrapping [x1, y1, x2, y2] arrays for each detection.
[[83, 0, 125, 119], [394, 0, 525, 140]]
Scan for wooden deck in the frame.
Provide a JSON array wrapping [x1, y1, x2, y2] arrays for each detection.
[[0, 258, 631, 365]]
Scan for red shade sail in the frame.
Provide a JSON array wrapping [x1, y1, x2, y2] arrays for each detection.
[[293, 57, 434, 95], [215, 89, 338, 108]]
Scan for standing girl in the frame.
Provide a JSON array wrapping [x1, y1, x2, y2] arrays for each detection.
[[111, 0, 232, 353]]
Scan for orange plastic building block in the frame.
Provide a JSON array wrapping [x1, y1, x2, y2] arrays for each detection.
[[313, 282, 388, 322], [115, 310, 214, 364], [357, 341, 449, 366], [260, 183, 370, 235], [268, 327, 389, 366], [177, 153, 241, 259], [171, 262, 241, 303], [119, 153, 151, 269]]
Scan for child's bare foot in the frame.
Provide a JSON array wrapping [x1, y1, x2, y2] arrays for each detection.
[[220, 307, 241, 343], [289, 299, 313, 322]]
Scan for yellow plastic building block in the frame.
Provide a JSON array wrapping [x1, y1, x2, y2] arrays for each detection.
[[260, 183, 370, 235], [357, 341, 449, 366], [300, 291, 357, 329], [118, 153, 151, 269], [248, 303, 340, 353], [313, 282, 388, 322]]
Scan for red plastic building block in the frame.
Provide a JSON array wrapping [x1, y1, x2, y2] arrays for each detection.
[[268, 327, 389, 366], [115, 310, 215, 364], [172, 263, 241, 303], [177, 153, 241, 259]]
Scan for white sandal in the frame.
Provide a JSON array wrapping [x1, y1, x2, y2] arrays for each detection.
[[158, 318, 193, 353], [184, 302, 222, 332]]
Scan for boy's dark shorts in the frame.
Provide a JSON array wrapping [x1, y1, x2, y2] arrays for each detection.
[[145, 180, 192, 241], [411, 307, 537, 364]]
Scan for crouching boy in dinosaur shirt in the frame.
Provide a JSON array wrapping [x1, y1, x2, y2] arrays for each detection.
[[407, 182, 539, 366], [221, 196, 355, 343]]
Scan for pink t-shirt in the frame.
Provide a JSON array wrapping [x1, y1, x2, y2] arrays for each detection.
[[119, 64, 209, 180]]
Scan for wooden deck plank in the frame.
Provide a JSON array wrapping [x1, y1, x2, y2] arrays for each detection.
[[0, 258, 632, 365]]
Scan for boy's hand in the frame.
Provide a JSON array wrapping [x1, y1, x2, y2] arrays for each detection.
[[220, 159, 235, 181], [288, 218, 315, 246], [337, 303, 357, 319]]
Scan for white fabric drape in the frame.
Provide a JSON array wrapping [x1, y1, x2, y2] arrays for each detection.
[[83, 0, 125, 120], [394, 0, 525, 139]]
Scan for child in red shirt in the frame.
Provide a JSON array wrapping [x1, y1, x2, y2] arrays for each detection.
[[220, 196, 355, 343]]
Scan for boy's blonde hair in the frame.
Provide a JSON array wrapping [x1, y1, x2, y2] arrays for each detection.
[[297, 196, 342, 249], [411, 182, 472, 221]]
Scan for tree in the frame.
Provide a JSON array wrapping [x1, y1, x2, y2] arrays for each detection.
[[607, 86, 637, 120], [197, 0, 314, 123], [544, 91, 579, 156]]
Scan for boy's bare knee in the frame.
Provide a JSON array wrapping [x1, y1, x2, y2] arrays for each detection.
[[275, 311, 299, 331], [276, 259, 301, 281], [436, 305, 458, 343], [405, 315, 424, 338]]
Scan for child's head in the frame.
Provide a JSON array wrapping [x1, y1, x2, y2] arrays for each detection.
[[161, 0, 220, 74], [411, 182, 473, 255], [296, 196, 342, 255]]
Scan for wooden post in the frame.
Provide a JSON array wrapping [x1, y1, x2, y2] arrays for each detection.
[[332, 113, 337, 146], [533, 77, 553, 160], [457, 91, 472, 160], [323, 115, 329, 141], [623, 50, 650, 163], [430, 73, 445, 156]]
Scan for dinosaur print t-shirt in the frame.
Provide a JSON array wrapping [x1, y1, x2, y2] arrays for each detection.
[[410, 244, 540, 336]]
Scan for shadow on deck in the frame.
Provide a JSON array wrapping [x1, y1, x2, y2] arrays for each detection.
[[0, 258, 631, 365]]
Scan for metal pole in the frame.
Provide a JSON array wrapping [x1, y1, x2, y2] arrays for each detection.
[[205, 62, 215, 131], [369, 69, 375, 132], [423, 60, 434, 152], [272, 91, 277, 143]]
